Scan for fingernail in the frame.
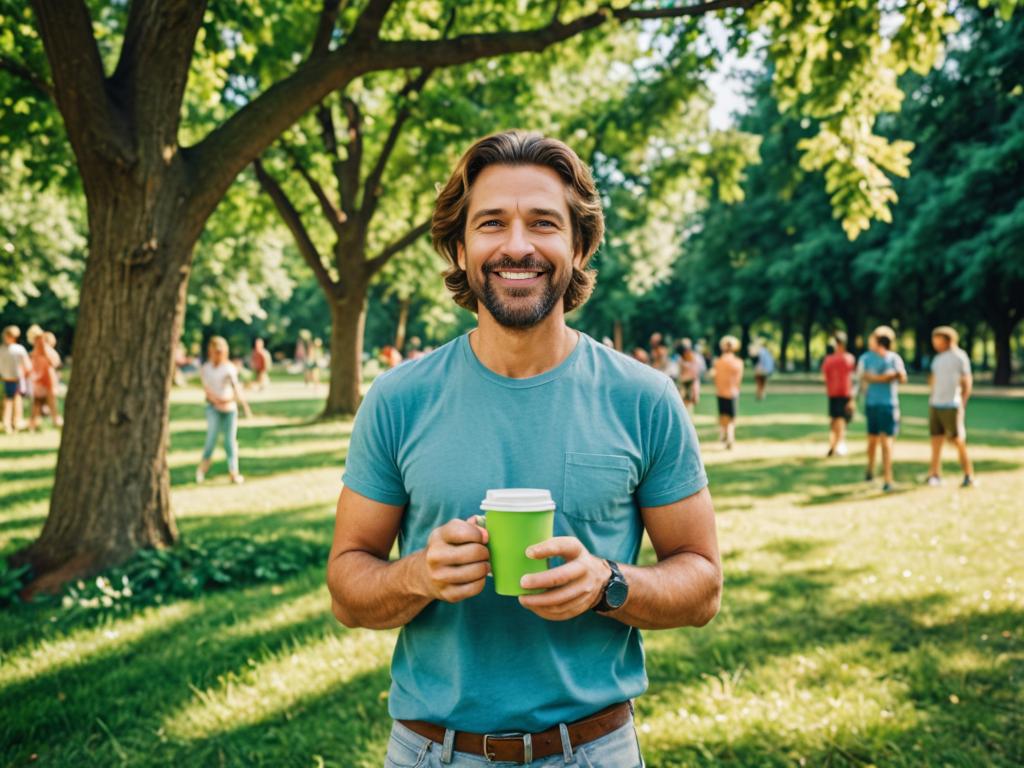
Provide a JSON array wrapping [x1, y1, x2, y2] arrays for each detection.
[[525, 547, 535, 558]]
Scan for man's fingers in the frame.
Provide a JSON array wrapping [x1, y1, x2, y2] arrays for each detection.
[[520, 561, 583, 591], [518, 583, 589, 609], [525, 536, 583, 560], [439, 578, 487, 603], [433, 562, 490, 585], [440, 518, 487, 546], [428, 542, 490, 568]]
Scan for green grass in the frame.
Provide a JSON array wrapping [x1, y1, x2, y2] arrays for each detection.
[[2, 376, 1022, 767]]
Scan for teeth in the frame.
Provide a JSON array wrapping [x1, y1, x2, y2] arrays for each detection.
[[498, 272, 540, 280]]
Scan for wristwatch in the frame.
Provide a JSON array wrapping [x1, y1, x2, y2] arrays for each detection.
[[594, 560, 628, 613]]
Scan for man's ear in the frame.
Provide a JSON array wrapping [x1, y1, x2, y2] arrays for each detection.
[[456, 241, 467, 271]]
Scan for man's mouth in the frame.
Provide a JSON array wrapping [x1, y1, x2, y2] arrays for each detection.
[[496, 271, 544, 281]]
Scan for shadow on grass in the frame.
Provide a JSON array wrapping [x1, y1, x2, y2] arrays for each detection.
[[4, 538, 1020, 767], [168, 397, 333, 424], [169, 421, 351, 453], [707, 456, 1021, 510], [169, 448, 348, 486], [178, 503, 334, 540], [0, 483, 52, 511]]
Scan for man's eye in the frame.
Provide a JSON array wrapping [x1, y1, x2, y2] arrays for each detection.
[[534, 220, 556, 228], [480, 219, 503, 228]]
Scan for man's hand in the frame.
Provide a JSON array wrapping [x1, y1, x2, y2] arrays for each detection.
[[518, 537, 612, 620], [419, 516, 490, 603]]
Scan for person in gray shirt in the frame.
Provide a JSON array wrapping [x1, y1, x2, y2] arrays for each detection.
[[926, 326, 974, 488]]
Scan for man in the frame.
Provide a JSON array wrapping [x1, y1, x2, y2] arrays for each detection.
[[855, 325, 907, 492], [326, 131, 721, 768], [822, 331, 856, 457], [712, 335, 744, 449], [1, 325, 31, 433], [752, 339, 775, 401], [251, 338, 271, 390], [926, 325, 975, 487], [650, 341, 679, 380]]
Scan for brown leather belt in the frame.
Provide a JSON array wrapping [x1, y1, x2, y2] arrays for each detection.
[[398, 701, 632, 763]]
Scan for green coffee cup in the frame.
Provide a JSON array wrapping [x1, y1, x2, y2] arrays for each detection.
[[479, 489, 556, 596]]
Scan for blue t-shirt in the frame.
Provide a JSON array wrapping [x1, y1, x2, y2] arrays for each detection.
[[858, 350, 907, 407], [342, 331, 708, 733]]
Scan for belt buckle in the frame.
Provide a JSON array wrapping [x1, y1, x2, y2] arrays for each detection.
[[482, 732, 532, 763]]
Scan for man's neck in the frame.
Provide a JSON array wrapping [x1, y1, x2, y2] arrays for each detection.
[[469, 309, 579, 379]]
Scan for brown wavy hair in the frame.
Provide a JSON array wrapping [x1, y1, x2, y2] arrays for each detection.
[[431, 130, 604, 314]]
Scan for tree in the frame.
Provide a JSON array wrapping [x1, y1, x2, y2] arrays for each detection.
[[4, 0, 990, 589]]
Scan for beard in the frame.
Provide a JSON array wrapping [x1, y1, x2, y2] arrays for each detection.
[[472, 257, 572, 329]]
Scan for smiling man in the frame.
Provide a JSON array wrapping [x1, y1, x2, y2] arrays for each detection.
[[326, 131, 721, 768]]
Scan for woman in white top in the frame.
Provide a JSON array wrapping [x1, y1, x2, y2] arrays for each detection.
[[196, 336, 252, 484]]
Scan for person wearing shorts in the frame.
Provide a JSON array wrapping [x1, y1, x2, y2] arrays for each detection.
[[855, 326, 907, 492], [752, 340, 775, 401], [926, 326, 974, 487], [713, 335, 744, 449], [822, 331, 856, 457], [0, 325, 31, 433], [676, 339, 703, 412]]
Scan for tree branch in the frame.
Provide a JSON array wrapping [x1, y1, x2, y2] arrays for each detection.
[[309, 0, 342, 60], [187, 0, 758, 223], [280, 143, 348, 237], [110, 0, 207, 154], [365, 219, 432, 277], [29, 0, 134, 168], [339, 96, 363, 215], [0, 54, 54, 101], [359, 68, 433, 226], [252, 158, 338, 297], [352, 0, 397, 41]]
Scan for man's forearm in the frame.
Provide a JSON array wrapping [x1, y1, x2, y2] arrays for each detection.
[[610, 553, 722, 630], [327, 550, 431, 630]]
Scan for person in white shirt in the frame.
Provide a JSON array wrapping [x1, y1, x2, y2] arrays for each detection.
[[1, 325, 32, 433], [196, 336, 252, 484], [926, 326, 975, 488]]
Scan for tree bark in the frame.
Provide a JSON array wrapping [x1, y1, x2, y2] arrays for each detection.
[[779, 317, 792, 371], [802, 319, 813, 372], [613, 320, 624, 352], [325, 282, 369, 417], [992, 316, 1016, 386], [13, 169, 194, 593], [395, 296, 411, 353]]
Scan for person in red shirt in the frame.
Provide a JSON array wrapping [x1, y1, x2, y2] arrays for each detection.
[[822, 331, 856, 457]]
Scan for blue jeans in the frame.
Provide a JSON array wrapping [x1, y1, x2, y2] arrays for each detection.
[[201, 404, 239, 473], [384, 719, 644, 768]]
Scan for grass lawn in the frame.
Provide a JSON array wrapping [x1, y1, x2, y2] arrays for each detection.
[[1, 375, 1022, 767]]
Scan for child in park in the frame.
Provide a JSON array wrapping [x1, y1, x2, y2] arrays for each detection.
[[713, 335, 744, 449], [196, 336, 252, 485]]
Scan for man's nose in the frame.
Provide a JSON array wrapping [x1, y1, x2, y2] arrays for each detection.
[[501, 219, 535, 258]]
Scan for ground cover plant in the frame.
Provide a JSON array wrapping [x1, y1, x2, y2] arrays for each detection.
[[1, 376, 1022, 766]]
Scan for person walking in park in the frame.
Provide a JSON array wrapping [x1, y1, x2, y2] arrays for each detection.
[[305, 337, 323, 387], [713, 335, 744, 449], [926, 326, 975, 488], [822, 331, 856, 457], [27, 328, 63, 430], [327, 131, 720, 768], [651, 341, 679, 380], [251, 338, 272, 390], [856, 326, 907, 492], [676, 339, 703, 412], [196, 336, 252, 485], [752, 339, 775, 400], [1, 325, 31, 434]]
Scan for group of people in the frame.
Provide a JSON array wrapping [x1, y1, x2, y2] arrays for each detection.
[[632, 322, 976, 491], [822, 324, 975, 491], [0, 324, 63, 434]]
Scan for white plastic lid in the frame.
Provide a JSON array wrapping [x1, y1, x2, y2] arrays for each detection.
[[480, 488, 556, 512]]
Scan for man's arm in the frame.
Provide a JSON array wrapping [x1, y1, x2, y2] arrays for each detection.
[[961, 373, 972, 405], [326, 486, 491, 629], [519, 486, 722, 629]]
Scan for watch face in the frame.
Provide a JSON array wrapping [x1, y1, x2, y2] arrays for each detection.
[[606, 580, 628, 608]]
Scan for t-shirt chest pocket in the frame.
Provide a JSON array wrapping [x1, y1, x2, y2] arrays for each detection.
[[562, 452, 634, 521]]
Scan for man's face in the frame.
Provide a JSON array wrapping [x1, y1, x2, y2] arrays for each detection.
[[932, 334, 950, 353], [458, 164, 579, 330]]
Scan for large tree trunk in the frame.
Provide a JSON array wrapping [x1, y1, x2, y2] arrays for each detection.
[[13, 174, 196, 594], [802, 318, 813, 372], [993, 316, 1016, 386], [613, 320, 623, 352], [325, 282, 369, 417]]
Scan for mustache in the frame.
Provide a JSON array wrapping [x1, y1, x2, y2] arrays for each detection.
[[482, 258, 551, 274]]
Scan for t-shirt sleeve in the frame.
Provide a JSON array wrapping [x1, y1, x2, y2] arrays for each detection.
[[959, 351, 972, 376], [637, 381, 709, 508], [894, 354, 907, 375], [341, 380, 409, 507]]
